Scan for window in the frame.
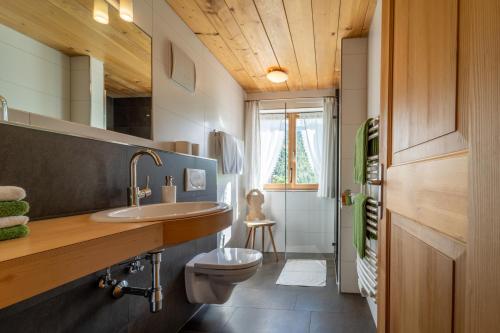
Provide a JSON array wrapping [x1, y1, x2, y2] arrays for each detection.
[[261, 111, 323, 191]]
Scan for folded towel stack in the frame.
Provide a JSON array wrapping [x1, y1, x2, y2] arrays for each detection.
[[0, 186, 30, 241]]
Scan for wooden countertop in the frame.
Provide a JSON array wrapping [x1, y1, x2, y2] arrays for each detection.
[[0, 208, 232, 309]]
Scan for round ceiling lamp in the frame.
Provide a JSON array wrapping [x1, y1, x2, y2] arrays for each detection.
[[266, 67, 288, 83]]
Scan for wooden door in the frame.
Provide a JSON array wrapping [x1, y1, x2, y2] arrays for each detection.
[[378, 0, 468, 331]]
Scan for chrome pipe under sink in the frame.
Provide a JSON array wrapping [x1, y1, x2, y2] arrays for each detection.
[[111, 250, 164, 313]]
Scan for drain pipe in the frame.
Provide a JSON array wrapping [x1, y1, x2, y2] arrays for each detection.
[[148, 250, 163, 312], [0, 95, 8, 122], [102, 249, 164, 313]]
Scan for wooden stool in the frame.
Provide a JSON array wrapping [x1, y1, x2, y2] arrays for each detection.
[[244, 220, 279, 262]]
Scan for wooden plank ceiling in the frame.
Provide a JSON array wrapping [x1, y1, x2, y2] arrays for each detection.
[[167, 0, 376, 93], [0, 0, 151, 98]]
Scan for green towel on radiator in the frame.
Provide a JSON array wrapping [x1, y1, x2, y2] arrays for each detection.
[[354, 119, 371, 184], [353, 193, 368, 258], [0, 224, 30, 241], [0, 201, 29, 217]]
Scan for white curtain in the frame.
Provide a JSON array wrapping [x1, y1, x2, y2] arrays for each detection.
[[318, 97, 337, 198], [259, 113, 286, 186], [299, 113, 323, 179], [244, 101, 261, 190]]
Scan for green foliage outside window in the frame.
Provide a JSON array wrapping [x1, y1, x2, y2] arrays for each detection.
[[270, 131, 317, 184], [296, 132, 318, 184], [270, 135, 288, 184]]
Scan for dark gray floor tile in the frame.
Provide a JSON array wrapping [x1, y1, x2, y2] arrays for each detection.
[[295, 291, 369, 313], [180, 253, 375, 333], [224, 286, 298, 310], [180, 305, 235, 332], [239, 267, 281, 289], [310, 311, 376, 333], [220, 308, 311, 333], [261, 252, 287, 264]]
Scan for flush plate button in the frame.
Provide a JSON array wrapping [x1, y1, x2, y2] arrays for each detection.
[[185, 168, 206, 191]]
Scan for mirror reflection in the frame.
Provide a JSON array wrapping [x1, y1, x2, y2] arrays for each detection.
[[0, 0, 152, 139]]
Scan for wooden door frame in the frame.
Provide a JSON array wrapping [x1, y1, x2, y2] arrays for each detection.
[[377, 0, 394, 330], [463, 0, 500, 331]]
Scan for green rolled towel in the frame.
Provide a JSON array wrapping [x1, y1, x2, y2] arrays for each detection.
[[353, 193, 368, 258], [354, 119, 371, 185], [0, 224, 30, 241], [0, 201, 29, 217]]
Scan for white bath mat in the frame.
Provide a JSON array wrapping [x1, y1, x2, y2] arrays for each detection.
[[276, 259, 327, 287]]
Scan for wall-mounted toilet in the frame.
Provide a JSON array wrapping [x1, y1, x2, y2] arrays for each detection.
[[185, 248, 263, 304]]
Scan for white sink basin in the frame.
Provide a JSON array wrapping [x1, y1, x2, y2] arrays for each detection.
[[91, 201, 230, 223]]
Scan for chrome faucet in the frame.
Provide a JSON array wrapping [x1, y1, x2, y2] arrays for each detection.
[[128, 149, 163, 207], [0, 95, 8, 122]]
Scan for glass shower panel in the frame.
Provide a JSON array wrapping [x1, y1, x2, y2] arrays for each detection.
[[257, 98, 338, 263], [257, 103, 287, 258], [284, 104, 337, 260]]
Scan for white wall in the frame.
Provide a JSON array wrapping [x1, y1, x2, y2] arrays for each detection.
[[146, 0, 245, 156], [368, 1, 382, 119], [0, 24, 70, 120], [69, 56, 106, 129], [339, 38, 368, 293]]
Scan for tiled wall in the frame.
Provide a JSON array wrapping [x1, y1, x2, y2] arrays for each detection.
[[241, 191, 336, 254], [0, 24, 70, 120], [339, 38, 368, 293], [0, 123, 218, 333]]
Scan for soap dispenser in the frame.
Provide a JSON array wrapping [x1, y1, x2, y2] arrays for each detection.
[[161, 176, 176, 203]]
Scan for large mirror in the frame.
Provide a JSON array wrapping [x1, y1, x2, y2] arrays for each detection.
[[0, 0, 152, 139]]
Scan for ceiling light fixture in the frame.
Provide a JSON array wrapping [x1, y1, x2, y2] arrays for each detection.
[[93, 0, 134, 24], [119, 0, 134, 22], [266, 67, 288, 83], [93, 0, 109, 24]]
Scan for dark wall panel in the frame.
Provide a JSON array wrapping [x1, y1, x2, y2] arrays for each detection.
[[0, 123, 216, 220], [0, 123, 219, 333]]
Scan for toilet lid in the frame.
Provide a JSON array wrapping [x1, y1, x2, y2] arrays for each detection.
[[194, 248, 262, 270]]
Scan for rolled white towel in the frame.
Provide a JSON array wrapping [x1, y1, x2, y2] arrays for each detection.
[[0, 186, 26, 201], [0, 215, 29, 228]]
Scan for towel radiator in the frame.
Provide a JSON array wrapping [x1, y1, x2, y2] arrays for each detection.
[[357, 117, 382, 301]]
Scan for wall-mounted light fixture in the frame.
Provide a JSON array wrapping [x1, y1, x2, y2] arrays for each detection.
[[266, 67, 288, 83], [93, 0, 109, 25], [119, 0, 134, 22], [93, 0, 134, 24]]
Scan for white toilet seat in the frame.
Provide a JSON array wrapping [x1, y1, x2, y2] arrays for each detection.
[[192, 248, 262, 271]]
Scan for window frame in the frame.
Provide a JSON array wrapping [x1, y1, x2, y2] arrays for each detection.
[[263, 112, 319, 192]]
